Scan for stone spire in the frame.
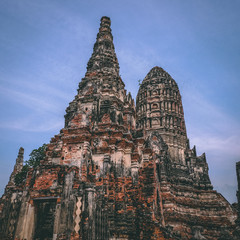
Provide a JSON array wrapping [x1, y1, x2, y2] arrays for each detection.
[[64, 16, 131, 128], [86, 16, 120, 75], [8, 147, 24, 187], [136, 66, 187, 163], [236, 161, 240, 224]]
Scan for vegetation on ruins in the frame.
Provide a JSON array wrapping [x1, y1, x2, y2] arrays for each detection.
[[14, 144, 46, 185]]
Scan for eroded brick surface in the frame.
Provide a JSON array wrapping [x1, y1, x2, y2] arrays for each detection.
[[0, 16, 237, 240]]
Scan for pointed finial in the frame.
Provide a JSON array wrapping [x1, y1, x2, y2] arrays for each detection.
[[101, 16, 111, 25], [14, 147, 24, 173], [86, 16, 119, 74], [99, 16, 111, 33]]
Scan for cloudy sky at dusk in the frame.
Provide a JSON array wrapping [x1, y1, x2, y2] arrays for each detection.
[[0, 0, 240, 203]]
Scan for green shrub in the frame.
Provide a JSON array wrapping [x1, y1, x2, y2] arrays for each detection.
[[14, 144, 47, 185]]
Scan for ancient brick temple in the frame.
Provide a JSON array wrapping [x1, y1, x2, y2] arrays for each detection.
[[0, 17, 237, 240]]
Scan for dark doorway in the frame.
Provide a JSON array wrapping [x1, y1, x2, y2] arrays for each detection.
[[34, 198, 57, 240]]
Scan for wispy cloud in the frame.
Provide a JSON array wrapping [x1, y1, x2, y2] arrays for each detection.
[[0, 85, 63, 113], [182, 86, 239, 202], [0, 114, 63, 132], [191, 135, 240, 158], [0, 77, 70, 132], [184, 87, 240, 156], [118, 49, 152, 76]]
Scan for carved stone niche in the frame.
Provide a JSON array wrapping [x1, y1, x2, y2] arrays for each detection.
[[146, 131, 168, 157], [33, 198, 57, 240]]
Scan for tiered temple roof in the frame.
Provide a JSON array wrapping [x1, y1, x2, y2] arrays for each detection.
[[0, 17, 237, 240]]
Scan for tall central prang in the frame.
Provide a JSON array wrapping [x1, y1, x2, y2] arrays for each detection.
[[0, 16, 237, 240]]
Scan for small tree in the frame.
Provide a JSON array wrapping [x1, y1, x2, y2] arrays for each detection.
[[14, 144, 47, 185], [14, 165, 29, 186], [27, 144, 47, 168]]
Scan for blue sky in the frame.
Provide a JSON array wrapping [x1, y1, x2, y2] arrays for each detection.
[[0, 0, 240, 203]]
